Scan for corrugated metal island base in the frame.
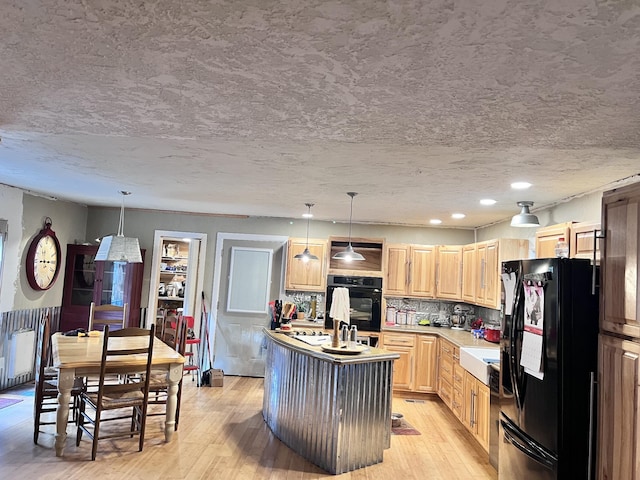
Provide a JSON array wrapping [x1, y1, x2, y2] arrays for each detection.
[[262, 328, 399, 475]]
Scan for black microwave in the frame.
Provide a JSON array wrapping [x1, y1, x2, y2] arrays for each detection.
[[324, 275, 383, 332]]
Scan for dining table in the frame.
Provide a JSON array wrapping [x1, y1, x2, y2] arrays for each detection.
[[51, 332, 186, 457]]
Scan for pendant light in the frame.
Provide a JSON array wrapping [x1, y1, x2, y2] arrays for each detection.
[[95, 191, 143, 263], [293, 203, 319, 262], [510, 201, 540, 227], [332, 192, 365, 262]]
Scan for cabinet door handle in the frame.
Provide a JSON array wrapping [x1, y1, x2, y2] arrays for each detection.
[[407, 260, 411, 286], [470, 390, 476, 427]]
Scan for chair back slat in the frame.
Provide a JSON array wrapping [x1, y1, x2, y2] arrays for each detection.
[[89, 302, 128, 331]]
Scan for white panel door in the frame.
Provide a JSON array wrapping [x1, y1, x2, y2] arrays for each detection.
[[213, 237, 285, 377]]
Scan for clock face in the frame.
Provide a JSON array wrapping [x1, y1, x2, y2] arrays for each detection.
[[26, 223, 61, 291], [32, 236, 59, 289]]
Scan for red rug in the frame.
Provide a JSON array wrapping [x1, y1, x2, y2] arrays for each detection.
[[0, 397, 23, 410], [392, 420, 421, 435]]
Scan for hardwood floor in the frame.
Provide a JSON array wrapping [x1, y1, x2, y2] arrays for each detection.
[[0, 376, 497, 479]]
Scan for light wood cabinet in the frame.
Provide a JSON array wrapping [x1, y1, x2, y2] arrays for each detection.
[[384, 244, 436, 297], [458, 238, 528, 309], [598, 334, 640, 480], [461, 244, 477, 303], [535, 222, 573, 258], [451, 362, 465, 420], [382, 332, 416, 391], [285, 238, 327, 292], [601, 185, 640, 337], [436, 245, 462, 300], [462, 370, 490, 453], [437, 338, 458, 409], [385, 244, 410, 296], [414, 335, 438, 393], [569, 221, 601, 262], [382, 332, 437, 393]]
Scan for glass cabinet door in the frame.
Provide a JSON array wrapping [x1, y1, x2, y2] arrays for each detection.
[[70, 252, 96, 306], [97, 260, 127, 306]]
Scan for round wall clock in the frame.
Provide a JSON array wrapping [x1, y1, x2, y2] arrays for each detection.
[[26, 217, 62, 291]]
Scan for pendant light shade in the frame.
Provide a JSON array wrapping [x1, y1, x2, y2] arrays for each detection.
[[332, 192, 365, 262], [294, 203, 319, 262], [95, 191, 143, 263], [510, 201, 540, 227]]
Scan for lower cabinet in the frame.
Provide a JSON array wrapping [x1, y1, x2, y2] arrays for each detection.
[[437, 338, 458, 409], [462, 370, 490, 452], [598, 334, 640, 480], [382, 332, 437, 393]]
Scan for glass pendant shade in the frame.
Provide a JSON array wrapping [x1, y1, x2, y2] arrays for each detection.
[[510, 201, 540, 227], [95, 191, 143, 263], [332, 192, 365, 262], [294, 203, 319, 262]]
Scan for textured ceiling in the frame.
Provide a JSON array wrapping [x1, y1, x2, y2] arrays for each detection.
[[1, 0, 639, 228]]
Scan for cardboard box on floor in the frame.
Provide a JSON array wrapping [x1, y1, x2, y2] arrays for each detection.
[[211, 369, 224, 387], [201, 368, 224, 387]]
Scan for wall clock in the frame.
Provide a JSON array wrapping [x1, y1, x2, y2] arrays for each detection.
[[26, 217, 62, 291]]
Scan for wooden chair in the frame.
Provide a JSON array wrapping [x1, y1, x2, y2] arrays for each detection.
[[147, 316, 187, 430], [88, 302, 128, 332], [75, 324, 155, 461], [34, 311, 84, 445]]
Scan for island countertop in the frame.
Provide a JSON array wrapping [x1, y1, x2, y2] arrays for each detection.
[[264, 327, 399, 364]]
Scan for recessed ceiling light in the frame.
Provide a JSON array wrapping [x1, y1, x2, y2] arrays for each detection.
[[511, 181, 532, 190], [480, 199, 496, 206], [430, 219, 442, 225], [451, 213, 466, 219]]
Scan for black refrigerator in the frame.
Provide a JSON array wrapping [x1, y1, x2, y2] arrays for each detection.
[[499, 258, 598, 480]]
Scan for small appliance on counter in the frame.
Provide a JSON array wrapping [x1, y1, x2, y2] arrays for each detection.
[[484, 324, 500, 343]]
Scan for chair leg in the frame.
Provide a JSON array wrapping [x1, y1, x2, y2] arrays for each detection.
[[76, 400, 85, 446], [33, 398, 41, 445], [91, 409, 101, 461]]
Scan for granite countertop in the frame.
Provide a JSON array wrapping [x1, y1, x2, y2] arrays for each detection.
[[381, 324, 501, 350]]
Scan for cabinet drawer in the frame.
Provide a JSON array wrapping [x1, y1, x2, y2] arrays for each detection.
[[439, 356, 453, 382], [438, 378, 453, 408], [384, 333, 416, 347], [440, 339, 455, 357], [452, 387, 464, 420], [453, 362, 465, 392]]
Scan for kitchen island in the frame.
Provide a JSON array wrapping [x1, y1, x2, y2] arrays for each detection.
[[262, 328, 399, 475]]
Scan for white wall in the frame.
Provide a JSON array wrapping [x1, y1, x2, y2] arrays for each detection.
[[476, 190, 603, 255], [0, 184, 24, 312], [0, 186, 87, 313]]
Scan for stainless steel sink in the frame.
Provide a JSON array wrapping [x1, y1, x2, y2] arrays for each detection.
[[459, 347, 500, 385]]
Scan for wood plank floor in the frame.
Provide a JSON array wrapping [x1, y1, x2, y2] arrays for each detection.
[[0, 376, 497, 479]]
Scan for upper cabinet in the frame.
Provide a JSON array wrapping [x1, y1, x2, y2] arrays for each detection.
[[60, 244, 145, 332], [535, 222, 573, 258], [436, 245, 463, 300], [285, 238, 328, 292], [601, 184, 640, 338], [569, 221, 601, 263], [384, 239, 527, 309], [461, 244, 477, 303], [476, 239, 528, 309], [384, 244, 436, 297]]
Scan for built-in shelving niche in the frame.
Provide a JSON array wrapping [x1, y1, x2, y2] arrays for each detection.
[[328, 237, 384, 277]]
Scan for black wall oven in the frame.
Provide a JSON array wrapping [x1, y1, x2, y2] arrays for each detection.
[[324, 275, 382, 332]]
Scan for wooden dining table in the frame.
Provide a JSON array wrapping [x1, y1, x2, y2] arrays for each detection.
[[51, 332, 185, 457]]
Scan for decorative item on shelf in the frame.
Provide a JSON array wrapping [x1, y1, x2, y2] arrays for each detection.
[[95, 191, 143, 263], [510, 201, 540, 228], [294, 203, 319, 262], [332, 192, 365, 261]]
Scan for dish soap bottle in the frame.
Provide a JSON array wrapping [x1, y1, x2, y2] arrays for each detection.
[[555, 237, 569, 258]]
